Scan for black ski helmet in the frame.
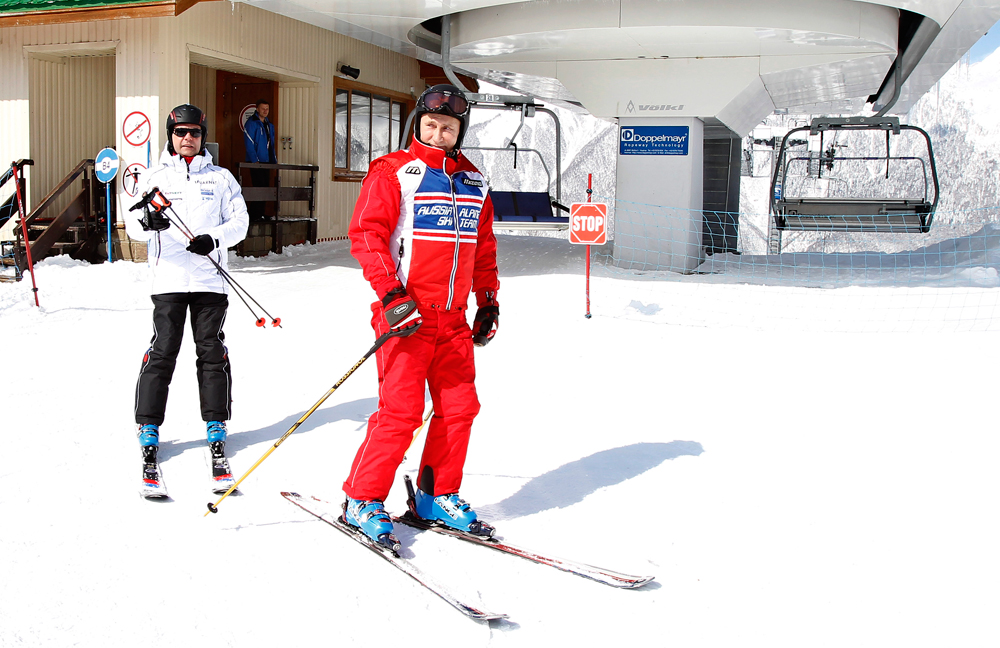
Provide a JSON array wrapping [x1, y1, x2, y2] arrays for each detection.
[[166, 104, 207, 154], [414, 84, 470, 154]]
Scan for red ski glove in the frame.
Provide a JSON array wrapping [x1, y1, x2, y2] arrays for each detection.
[[381, 287, 422, 337]]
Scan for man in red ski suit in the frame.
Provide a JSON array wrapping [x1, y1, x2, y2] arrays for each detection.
[[342, 84, 500, 549]]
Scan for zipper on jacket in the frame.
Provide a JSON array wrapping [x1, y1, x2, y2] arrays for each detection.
[[445, 161, 461, 310], [395, 238, 405, 273]]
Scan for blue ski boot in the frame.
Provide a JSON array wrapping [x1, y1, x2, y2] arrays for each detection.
[[343, 498, 401, 552], [207, 420, 227, 444], [206, 421, 228, 458], [137, 423, 159, 463], [412, 487, 496, 538], [138, 423, 159, 447], [137, 424, 167, 498], [206, 421, 235, 492]]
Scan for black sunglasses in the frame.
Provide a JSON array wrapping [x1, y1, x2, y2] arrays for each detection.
[[422, 91, 469, 116], [173, 127, 203, 138]]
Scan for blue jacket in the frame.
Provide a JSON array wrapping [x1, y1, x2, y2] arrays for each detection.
[[244, 113, 276, 163]]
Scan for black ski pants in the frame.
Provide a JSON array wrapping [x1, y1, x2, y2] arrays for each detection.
[[135, 292, 232, 426]]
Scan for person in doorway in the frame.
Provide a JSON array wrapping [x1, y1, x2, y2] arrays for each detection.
[[243, 99, 277, 220], [342, 84, 501, 550], [124, 103, 249, 490]]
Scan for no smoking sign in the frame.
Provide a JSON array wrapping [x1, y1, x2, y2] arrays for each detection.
[[568, 203, 608, 245]]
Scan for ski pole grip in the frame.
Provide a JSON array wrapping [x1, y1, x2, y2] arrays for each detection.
[[150, 188, 172, 212]]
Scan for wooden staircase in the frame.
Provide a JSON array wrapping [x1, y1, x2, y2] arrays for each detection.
[[2, 159, 114, 278]]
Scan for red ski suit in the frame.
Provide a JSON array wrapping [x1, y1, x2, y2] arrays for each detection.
[[344, 137, 499, 501]]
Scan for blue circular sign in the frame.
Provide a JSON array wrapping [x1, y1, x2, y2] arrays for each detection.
[[95, 148, 120, 184]]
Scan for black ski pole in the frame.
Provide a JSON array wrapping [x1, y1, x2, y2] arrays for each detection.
[[158, 195, 282, 328], [205, 328, 405, 516], [138, 188, 282, 327]]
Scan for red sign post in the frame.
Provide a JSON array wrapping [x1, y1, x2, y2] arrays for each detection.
[[568, 174, 607, 318]]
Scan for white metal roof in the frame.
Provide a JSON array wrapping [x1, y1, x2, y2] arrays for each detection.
[[235, 0, 1000, 134]]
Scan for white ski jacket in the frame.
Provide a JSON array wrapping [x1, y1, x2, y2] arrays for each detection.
[[125, 146, 249, 295]]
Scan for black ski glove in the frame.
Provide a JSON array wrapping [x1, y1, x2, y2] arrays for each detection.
[[139, 210, 170, 232], [381, 286, 422, 337], [473, 292, 499, 346], [131, 189, 170, 232], [186, 234, 217, 256]]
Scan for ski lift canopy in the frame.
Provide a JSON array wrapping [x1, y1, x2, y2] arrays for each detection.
[[770, 116, 938, 233]]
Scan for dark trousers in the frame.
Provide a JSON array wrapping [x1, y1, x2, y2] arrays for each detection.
[[249, 169, 271, 220], [135, 292, 232, 426]]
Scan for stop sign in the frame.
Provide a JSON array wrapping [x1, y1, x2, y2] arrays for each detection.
[[568, 203, 608, 245]]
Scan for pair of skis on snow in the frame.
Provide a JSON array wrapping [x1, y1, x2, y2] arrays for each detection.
[[142, 451, 654, 622], [282, 480, 655, 622], [140, 448, 236, 499]]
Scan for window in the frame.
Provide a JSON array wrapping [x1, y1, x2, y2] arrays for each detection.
[[334, 80, 412, 180]]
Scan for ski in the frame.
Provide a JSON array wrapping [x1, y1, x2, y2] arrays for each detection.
[[281, 492, 508, 622], [140, 458, 169, 499], [394, 511, 655, 589], [207, 445, 237, 494]]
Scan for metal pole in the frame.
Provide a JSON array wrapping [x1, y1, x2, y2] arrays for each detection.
[[585, 173, 592, 319], [439, 15, 472, 93], [12, 162, 39, 307], [106, 182, 113, 263]]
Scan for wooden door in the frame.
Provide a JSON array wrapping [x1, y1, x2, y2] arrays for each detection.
[[215, 71, 278, 178]]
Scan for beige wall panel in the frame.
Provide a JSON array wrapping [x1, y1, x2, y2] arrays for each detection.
[[0, 27, 30, 218], [28, 55, 115, 211], [116, 18, 160, 218], [276, 85, 317, 217], [156, 17, 191, 135], [325, 183, 363, 242], [190, 63, 217, 144]]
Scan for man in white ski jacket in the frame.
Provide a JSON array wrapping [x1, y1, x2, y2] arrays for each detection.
[[124, 104, 249, 492]]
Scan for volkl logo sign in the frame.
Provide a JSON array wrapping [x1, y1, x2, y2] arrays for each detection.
[[625, 100, 684, 114]]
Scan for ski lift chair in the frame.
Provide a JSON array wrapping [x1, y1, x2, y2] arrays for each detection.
[[462, 93, 570, 231], [770, 116, 938, 234], [490, 190, 570, 229]]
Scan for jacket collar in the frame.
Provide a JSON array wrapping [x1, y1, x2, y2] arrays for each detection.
[[411, 137, 460, 175], [159, 143, 212, 172]]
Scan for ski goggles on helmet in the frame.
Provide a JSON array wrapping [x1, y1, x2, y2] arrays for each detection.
[[172, 127, 203, 138], [421, 90, 469, 117]]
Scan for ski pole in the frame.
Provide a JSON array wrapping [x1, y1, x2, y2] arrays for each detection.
[[11, 160, 39, 307], [205, 329, 403, 516], [151, 192, 282, 327], [160, 198, 282, 328], [139, 188, 282, 327], [403, 406, 434, 461]]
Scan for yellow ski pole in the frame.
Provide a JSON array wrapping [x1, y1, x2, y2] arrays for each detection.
[[205, 330, 396, 516], [403, 405, 434, 461]]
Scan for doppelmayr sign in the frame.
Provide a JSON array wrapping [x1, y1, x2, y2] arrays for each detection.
[[619, 126, 689, 156]]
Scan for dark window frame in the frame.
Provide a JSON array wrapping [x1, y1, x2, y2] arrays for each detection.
[[334, 78, 414, 182]]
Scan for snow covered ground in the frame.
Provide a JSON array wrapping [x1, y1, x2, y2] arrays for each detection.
[[2, 234, 999, 647]]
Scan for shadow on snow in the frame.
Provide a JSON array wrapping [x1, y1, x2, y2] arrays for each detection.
[[481, 440, 703, 521]]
